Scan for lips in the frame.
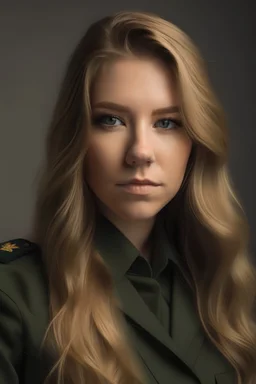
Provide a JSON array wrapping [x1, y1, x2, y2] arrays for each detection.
[[119, 178, 161, 186]]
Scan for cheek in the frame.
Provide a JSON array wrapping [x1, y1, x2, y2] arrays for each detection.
[[84, 138, 121, 185], [161, 137, 192, 184]]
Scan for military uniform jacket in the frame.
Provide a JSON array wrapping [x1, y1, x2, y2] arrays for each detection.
[[0, 214, 237, 384]]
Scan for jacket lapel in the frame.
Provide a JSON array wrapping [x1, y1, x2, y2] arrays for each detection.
[[94, 212, 205, 382], [114, 274, 203, 383], [170, 267, 205, 366]]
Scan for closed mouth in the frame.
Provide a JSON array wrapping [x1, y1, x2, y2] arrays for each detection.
[[118, 179, 161, 186]]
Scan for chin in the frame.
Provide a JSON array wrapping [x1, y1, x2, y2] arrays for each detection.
[[111, 201, 165, 222]]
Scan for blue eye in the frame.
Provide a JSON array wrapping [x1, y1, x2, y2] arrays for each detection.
[[154, 118, 182, 130], [92, 114, 123, 127]]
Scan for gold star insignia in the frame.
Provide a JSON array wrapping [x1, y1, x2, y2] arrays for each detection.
[[0, 242, 19, 252]]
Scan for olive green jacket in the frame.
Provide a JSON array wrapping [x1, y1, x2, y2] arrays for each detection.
[[0, 219, 237, 384]]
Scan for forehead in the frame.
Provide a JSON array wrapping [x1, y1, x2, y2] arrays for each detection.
[[90, 57, 179, 109]]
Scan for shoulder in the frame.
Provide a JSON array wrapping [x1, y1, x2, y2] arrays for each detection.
[[0, 238, 48, 310], [0, 240, 49, 377], [0, 238, 40, 264], [0, 238, 43, 275]]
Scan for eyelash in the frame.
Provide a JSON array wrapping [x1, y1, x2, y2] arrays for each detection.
[[92, 114, 182, 130]]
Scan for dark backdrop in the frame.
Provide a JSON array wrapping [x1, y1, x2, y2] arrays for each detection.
[[0, 0, 255, 259]]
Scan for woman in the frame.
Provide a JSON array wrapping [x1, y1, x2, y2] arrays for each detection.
[[0, 10, 255, 384]]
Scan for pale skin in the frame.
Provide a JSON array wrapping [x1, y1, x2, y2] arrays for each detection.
[[84, 56, 192, 262]]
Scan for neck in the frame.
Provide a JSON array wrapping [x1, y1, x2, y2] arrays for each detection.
[[98, 206, 156, 262]]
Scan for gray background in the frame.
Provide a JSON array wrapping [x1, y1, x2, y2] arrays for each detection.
[[0, 1, 255, 258]]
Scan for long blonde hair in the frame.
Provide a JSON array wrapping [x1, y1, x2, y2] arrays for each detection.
[[32, 10, 256, 384]]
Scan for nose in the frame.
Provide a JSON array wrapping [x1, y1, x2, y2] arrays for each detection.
[[125, 128, 155, 167]]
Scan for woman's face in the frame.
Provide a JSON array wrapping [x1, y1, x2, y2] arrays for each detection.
[[84, 56, 192, 223]]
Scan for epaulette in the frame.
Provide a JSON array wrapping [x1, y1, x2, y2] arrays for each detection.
[[0, 239, 39, 264]]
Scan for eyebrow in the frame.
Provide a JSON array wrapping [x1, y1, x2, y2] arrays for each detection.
[[92, 101, 180, 115]]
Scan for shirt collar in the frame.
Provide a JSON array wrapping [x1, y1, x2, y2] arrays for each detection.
[[93, 211, 184, 281]]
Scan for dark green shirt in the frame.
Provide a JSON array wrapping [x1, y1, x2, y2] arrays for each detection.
[[94, 212, 178, 335], [0, 213, 237, 384]]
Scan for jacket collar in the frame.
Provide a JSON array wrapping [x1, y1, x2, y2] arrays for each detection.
[[93, 210, 186, 281]]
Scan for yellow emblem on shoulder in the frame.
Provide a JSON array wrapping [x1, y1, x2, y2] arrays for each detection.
[[0, 242, 19, 252], [0, 238, 39, 264]]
